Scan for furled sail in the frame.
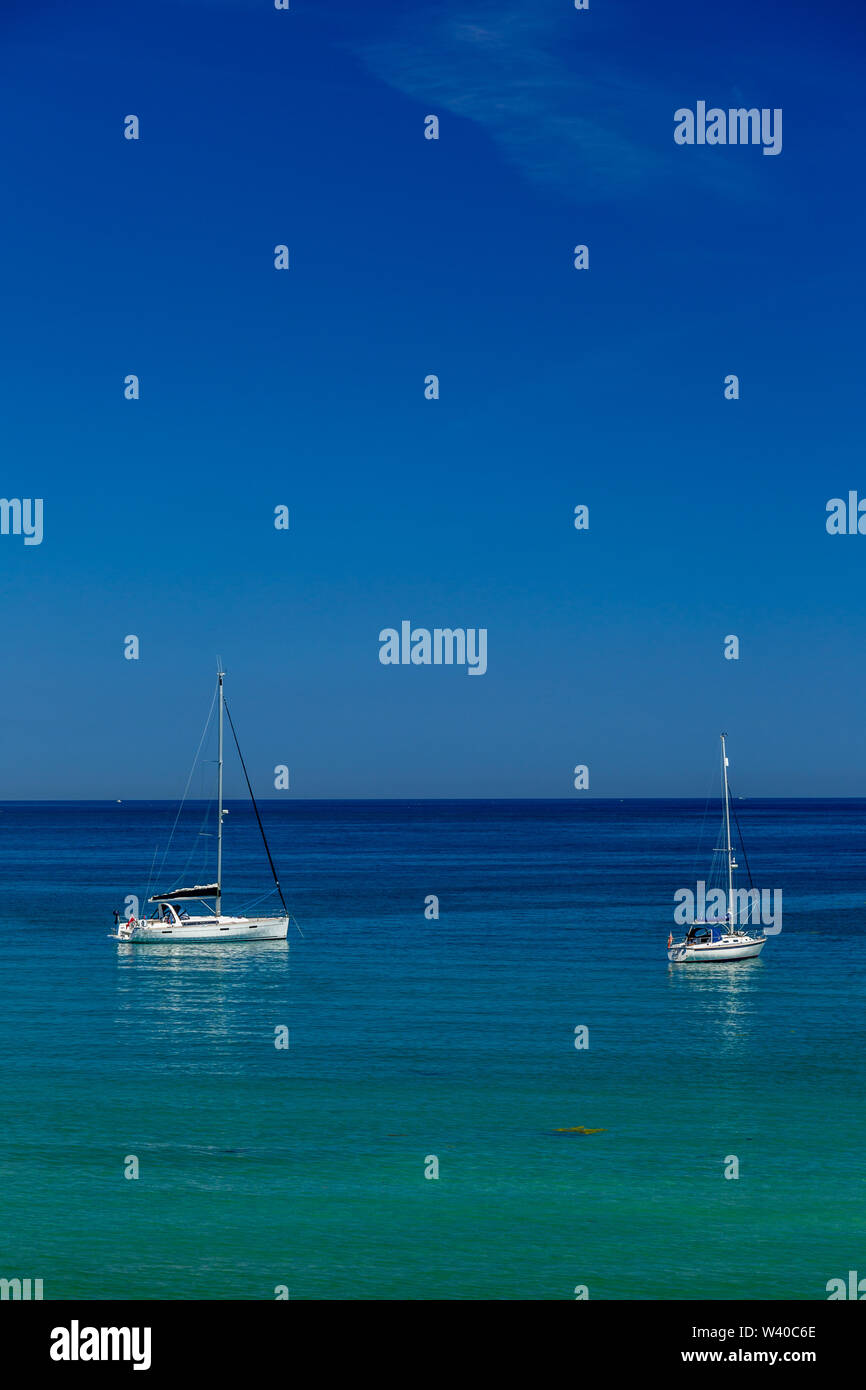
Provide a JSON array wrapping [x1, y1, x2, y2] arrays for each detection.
[[149, 884, 219, 902]]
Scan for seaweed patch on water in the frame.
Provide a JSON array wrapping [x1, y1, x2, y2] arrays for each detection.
[[553, 1126, 607, 1135]]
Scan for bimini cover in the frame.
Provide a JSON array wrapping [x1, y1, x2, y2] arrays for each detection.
[[149, 884, 219, 902]]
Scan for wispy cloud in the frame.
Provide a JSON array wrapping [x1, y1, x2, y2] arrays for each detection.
[[352, 1, 752, 203]]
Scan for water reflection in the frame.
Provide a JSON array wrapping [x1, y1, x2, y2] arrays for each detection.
[[111, 941, 291, 1060], [113, 939, 289, 970], [666, 958, 765, 1056]]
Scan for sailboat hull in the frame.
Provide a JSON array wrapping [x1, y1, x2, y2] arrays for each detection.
[[112, 915, 289, 943], [668, 935, 766, 963]]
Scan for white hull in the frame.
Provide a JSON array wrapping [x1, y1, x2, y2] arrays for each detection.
[[668, 934, 766, 963], [112, 915, 289, 943]]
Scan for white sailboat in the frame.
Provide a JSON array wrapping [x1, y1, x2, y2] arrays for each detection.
[[667, 733, 767, 963], [111, 669, 289, 943]]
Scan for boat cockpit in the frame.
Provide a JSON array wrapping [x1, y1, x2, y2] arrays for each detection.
[[150, 902, 192, 924], [686, 924, 730, 944]]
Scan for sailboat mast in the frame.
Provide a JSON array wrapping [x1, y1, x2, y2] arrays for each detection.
[[216, 668, 224, 918], [721, 732, 733, 924]]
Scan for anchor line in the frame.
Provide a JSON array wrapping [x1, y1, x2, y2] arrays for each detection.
[[222, 696, 289, 917]]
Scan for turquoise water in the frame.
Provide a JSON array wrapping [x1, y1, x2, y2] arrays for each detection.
[[1, 799, 864, 1300]]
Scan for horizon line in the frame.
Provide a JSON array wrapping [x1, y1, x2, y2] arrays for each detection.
[[2, 796, 866, 805]]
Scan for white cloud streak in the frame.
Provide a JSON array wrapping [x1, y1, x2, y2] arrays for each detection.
[[352, 1, 753, 203]]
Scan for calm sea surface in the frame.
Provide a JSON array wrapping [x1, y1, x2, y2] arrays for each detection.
[[1, 799, 863, 1300]]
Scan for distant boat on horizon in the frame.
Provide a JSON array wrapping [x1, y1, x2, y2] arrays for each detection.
[[110, 668, 289, 944]]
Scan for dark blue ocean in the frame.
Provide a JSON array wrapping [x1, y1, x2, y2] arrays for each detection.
[[1, 799, 864, 1300]]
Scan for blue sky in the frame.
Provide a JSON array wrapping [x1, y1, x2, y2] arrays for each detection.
[[1, 0, 864, 797]]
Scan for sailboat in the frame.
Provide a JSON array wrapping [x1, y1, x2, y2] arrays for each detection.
[[111, 669, 289, 943], [667, 733, 767, 963]]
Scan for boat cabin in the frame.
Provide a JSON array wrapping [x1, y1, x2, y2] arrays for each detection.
[[686, 924, 729, 944], [145, 883, 220, 924]]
